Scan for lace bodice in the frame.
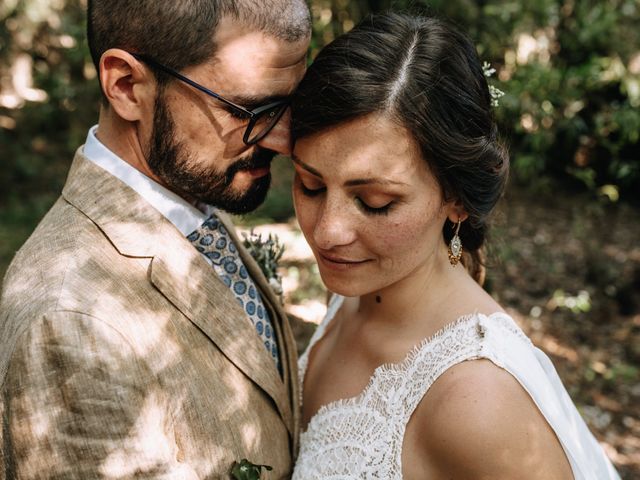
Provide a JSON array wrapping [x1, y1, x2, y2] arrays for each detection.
[[293, 296, 531, 480], [292, 296, 620, 480]]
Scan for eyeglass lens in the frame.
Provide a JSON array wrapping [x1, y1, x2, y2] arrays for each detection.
[[245, 103, 289, 144]]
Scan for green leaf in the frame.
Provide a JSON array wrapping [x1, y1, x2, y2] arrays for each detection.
[[230, 459, 273, 480]]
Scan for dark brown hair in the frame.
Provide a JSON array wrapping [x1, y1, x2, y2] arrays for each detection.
[[87, 0, 310, 87], [291, 13, 509, 283]]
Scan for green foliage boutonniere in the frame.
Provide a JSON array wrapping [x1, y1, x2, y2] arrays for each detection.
[[231, 459, 273, 480], [242, 229, 285, 299]]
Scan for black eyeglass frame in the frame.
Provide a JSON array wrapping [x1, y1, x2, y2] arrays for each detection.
[[130, 52, 289, 145]]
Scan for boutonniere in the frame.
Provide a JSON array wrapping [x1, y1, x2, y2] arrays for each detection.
[[242, 229, 285, 300], [231, 459, 273, 480]]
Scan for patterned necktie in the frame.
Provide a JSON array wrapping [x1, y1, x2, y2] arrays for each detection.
[[187, 214, 281, 371]]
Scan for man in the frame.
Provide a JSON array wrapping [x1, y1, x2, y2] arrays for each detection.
[[0, 1, 310, 478]]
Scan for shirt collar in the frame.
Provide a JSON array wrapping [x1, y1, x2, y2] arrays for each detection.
[[82, 125, 208, 236]]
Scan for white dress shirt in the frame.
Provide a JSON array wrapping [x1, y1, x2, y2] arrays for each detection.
[[82, 125, 207, 237]]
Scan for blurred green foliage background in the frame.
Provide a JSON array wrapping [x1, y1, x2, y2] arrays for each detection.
[[1, 1, 639, 249], [1, 1, 639, 476]]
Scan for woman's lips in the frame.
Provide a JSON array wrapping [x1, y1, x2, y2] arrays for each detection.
[[317, 252, 371, 271]]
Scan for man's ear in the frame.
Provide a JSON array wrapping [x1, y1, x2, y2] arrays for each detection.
[[99, 49, 155, 121]]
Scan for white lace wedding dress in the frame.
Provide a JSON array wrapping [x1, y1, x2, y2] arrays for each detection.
[[292, 295, 620, 480]]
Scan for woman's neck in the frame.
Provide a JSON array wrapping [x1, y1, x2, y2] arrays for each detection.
[[352, 245, 469, 331]]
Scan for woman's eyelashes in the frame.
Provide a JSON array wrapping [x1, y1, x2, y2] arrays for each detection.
[[299, 181, 326, 197], [355, 197, 394, 216], [298, 176, 394, 216]]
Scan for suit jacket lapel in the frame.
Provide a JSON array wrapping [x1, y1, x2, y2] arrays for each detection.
[[148, 250, 293, 432], [61, 150, 293, 437], [219, 213, 301, 451]]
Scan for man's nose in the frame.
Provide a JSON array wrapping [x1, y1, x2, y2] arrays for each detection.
[[256, 108, 292, 157]]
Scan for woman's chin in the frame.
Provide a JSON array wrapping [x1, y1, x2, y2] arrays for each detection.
[[319, 272, 375, 298]]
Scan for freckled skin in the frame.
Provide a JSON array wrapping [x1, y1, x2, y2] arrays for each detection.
[[293, 114, 574, 480], [292, 112, 470, 440], [292, 113, 451, 299]]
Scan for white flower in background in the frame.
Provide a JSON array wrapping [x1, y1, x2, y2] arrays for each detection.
[[483, 61, 505, 108]]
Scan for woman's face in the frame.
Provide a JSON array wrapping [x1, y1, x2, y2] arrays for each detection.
[[292, 113, 455, 297]]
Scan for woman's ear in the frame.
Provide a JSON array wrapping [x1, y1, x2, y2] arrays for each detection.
[[99, 49, 155, 121], [445, 200, 469, 224]]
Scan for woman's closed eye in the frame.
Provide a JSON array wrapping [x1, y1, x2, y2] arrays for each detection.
[[297, 175, 326, 197], [300, 182, 326, 197], [355, 197, 394, 216], [297, 173, 395, 215]]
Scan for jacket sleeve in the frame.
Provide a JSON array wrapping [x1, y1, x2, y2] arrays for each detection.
[[0, 311, 199, 480]]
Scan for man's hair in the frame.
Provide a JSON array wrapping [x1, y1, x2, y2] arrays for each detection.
[[87, 0, 310, 75]]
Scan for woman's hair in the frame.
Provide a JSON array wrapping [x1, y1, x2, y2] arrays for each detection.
[[291, 12, 509, 283]]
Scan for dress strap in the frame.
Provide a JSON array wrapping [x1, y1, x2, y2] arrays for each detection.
[[298, 294, 345, 395], [307, 295, 343, 356]]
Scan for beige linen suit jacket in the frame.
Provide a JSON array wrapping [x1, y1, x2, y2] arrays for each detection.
[[0, 150, 300, 479]]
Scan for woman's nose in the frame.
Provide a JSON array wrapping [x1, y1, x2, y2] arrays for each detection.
[[312, 198, 357, 250]]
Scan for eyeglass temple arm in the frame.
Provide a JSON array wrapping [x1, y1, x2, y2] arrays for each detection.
[[130, 53, 253, 116]]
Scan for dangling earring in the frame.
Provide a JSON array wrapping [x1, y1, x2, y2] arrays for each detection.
[[448, 219, 463, 266]]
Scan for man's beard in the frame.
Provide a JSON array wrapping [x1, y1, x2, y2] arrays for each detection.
[[146, 92, 275, 214]]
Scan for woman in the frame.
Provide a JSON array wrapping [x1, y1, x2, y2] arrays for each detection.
[[290, 12, 620, 480]]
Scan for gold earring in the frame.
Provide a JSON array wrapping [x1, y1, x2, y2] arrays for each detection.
[[448, 219, 463, 266]]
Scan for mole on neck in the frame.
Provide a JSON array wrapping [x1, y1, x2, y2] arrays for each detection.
[[376, 295, 382, 304]]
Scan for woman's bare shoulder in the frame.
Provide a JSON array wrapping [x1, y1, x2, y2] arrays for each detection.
[[407, 359, 574, 479]]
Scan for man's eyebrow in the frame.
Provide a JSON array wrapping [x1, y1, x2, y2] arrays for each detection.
[[292, 155, 409, 187], [225, 94, 289, 109]]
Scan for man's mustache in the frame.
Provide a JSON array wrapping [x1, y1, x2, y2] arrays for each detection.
[[224, 149, 277, 184]]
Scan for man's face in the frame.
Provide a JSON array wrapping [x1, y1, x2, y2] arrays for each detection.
[[145, 18, 309, 213]]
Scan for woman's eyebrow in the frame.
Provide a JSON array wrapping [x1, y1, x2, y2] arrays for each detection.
[[344, 178, 409, 187], [292, 156, 409, 187], [292, 155, 323, 177]]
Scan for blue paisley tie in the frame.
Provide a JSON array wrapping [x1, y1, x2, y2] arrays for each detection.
[[187, 214, 280, 371]]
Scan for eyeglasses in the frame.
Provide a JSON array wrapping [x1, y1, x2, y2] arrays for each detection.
[[131, 53, 290, 145]]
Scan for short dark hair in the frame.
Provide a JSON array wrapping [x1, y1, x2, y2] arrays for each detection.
[[291, 13, 509, 281], [87, 0, 310, 76]]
